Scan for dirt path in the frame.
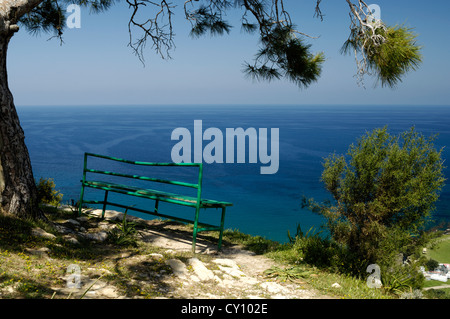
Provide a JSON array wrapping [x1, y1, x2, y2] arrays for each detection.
[[423, 285, 450, 291], [72, 209, 332, 299]]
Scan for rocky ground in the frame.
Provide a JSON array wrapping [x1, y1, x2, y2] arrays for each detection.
[[29, 207, 331, 299]]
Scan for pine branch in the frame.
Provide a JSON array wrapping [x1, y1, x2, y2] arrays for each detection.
[[8, 0, 422, 89]]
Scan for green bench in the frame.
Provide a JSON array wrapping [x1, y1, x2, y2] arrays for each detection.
[[78, 152, 232, 252]]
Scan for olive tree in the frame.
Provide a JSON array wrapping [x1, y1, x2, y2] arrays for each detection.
[[0, 0, 422, 218]]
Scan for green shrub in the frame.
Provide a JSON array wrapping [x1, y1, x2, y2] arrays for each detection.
[[107, 209, 138, 247], [303, 127, 445, 272], [425, 258, 439, 271], [288, 225, 338, 269], [222, 229, 280, 255], [36, 178, 63, 206], [380, 262, 424, 295]]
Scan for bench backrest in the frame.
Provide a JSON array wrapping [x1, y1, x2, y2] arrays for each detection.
[[82, 152, 203, 205]]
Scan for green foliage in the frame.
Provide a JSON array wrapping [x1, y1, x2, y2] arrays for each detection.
[[188, 1, 325, 88], [423, 288, 450, 299], [425, 258, 440, 271], [107, 208, 138, 247], [0, 213, 36, 250], [19, 0, 65, 36], [222, 229, 280, 254], [287, 224, 338, 269], [244, 24, 325, 88], [284, 224, 426, 296], [36, 178, 63, 206], [264, 265, 314, 282], [380, 262, 424, 295], [369, 26, 422, 87], [19, 0, 116, 39], [342, 24, 422, 88], [189, 5, 233, 38], [428, 235, 450, 263], [303, 127, 445, 270]]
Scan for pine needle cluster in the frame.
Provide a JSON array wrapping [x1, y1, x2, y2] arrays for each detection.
[[342, 23, 422, 88], [244, 24, 325, 88]]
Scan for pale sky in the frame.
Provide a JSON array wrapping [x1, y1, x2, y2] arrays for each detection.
[[7, 0, 450, 106]]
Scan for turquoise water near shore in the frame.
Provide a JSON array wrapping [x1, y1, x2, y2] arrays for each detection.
[[17, 105, 450, 243]]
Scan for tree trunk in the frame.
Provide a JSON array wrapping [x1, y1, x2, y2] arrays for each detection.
[[0, 27, 41, 219]]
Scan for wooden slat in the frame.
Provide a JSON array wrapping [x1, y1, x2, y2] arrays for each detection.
[[83, 180, 232, 208]]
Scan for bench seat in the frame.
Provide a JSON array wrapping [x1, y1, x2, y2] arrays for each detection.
[[82, 180, 233, 209]]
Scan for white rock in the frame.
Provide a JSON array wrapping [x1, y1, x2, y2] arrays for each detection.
[[218, 279, 234, 288], [32, 227, 56, 240], [218, 265, 247, 279], [212, 258, 239, 269], [98, 221, 111, 230], [240, 276, 259, 286], [66, 219, 80, 226], [26, 247, 50, 258], [166, 259, 188, 279], [64, 236, 80, 245], [260, 282, 290, 294], [85, 231, 108, 242], [188, 258, 216, 281], [331, 283, 342, 288], [54, 224, 74, 235]]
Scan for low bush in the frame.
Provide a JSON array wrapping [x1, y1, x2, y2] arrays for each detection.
[[36, 178, 63, 206]]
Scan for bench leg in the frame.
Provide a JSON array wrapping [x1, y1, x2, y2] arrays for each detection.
[[101, 190, 109, 219], [78, 184, 85, 216], [218, 207, 226, 251], [154, 199, 159, 214], [192, 206, 200, 253]]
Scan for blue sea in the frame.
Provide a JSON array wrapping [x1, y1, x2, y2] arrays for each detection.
[[17, 105, 450, 243]]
